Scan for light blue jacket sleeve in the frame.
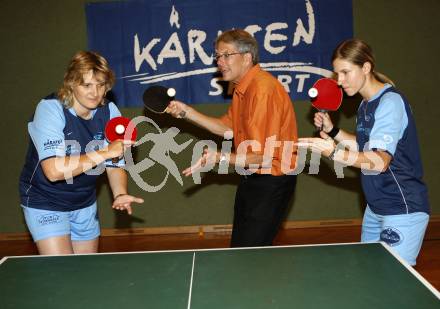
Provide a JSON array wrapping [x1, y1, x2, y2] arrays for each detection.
[[368, 92, 408, 155], [108, 102, 122, 119], [28, 99, 66, 161]]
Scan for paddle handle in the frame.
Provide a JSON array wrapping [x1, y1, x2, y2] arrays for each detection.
[[316, 110, 328, 132]]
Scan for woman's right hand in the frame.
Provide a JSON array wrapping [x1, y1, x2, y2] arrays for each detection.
[[314, 112, 334, 133], [106, 140, 133, 160]]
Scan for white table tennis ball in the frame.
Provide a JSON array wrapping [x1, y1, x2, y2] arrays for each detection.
[[308, 87, 318, 98], [115, 124, 125, 135], [167, 87, 176, 97]]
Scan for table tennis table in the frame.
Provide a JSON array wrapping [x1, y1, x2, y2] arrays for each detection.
[[1, 242, 439, 308]]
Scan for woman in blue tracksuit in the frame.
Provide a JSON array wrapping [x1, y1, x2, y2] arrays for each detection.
[[298, 39, 430, 266], [19, 51, 143, 255]]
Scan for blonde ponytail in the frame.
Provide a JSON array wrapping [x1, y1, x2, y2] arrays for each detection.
[[373, 71, 395, 87]]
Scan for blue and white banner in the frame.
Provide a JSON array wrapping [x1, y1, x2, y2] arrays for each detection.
[[86, 0, 353, 107]]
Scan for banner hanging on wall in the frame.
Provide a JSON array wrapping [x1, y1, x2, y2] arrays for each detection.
[[86, 0, 353, 107]]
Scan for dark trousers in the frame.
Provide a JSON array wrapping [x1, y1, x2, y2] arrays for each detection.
[[230, 174, 297, 247]]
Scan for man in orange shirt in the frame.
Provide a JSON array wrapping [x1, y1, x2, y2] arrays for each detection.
[[167, 29, 298, 247]]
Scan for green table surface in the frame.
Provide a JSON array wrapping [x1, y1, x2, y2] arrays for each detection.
[[1, 242, 439, 308]]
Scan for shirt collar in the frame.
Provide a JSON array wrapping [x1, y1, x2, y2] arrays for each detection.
[[367, 83, 392, 102], [234, 64, 261, 95], [69, 106, 98, 119]]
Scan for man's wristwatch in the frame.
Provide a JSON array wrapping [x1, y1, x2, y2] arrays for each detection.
[[328, 149, 338, 161], [178, 110, 187, 119]]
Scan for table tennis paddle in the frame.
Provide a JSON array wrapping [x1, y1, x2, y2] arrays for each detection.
[[105, 116, 137, 163], [105, 116, 138, 142], [143, 85, 176, 114], [308, 78, 343, 130]]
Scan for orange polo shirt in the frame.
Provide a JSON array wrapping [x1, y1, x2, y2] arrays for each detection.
[[220, 64, 297, 175]]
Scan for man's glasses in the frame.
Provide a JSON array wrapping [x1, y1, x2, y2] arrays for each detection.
[[214, 51, 247, 62]]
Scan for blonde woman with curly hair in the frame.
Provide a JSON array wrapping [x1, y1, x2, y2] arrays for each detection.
[[19, 51, 143, 255]]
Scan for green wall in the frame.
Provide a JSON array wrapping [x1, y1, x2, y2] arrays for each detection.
[[1, 0, 438, 233]]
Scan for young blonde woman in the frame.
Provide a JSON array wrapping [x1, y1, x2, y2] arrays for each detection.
[[299, 39, 430, 266], [19, 51, 143, 255]]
